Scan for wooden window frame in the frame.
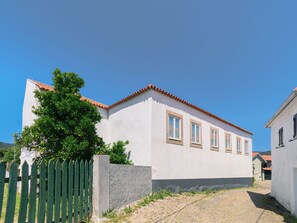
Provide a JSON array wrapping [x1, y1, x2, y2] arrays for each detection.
[[225, 133, 232, 153], [190, 119, 202, 148], [166, 110, 183, 145], [236, 137, 242, 154], [210, 127, 219, 151]]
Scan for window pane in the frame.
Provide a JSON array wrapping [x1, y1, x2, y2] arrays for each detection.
[[175, 118, 180, 139], [192, 124, 195, 142], [196, 125, 200, 143], [169, 116, 174, 138]]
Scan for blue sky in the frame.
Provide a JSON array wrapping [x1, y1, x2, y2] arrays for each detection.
[[1, 1, 297, 151]]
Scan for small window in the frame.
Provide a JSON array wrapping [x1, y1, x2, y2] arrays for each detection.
[[293, 114, 297, 138], [210, 128, 219, 150], [167, 111, 183, 145], [244, 140, 249, 155], [236, 137, 242, 154], [278, 127, 284, 146], [225, 133, 232, 152], [190, 120, 202, 148]]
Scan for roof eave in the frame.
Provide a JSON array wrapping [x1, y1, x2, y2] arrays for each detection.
[[265, 91, 297, 128]]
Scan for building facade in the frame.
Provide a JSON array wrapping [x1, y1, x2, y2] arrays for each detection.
[[23, 79, 253, 191], [252, 152, 272, 180], [266, 87, 297, 215]]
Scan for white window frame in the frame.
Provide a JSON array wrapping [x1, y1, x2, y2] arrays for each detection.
[[244, 140, 249, 155], [166, 110, 183, 145], [225, 133, 232, 152], [190, 120, 202, 148], [236, 137, 242, 154], [210, 127, 219, 150]]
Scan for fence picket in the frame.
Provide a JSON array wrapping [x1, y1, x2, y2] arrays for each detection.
[[0, 162, 6, 219], [28, 161, 37, 223], [79, 160, 84, 222], [18, 161, 29, 223], [54, 161, 61, 222], [4, 162, 18, 223], [47, 161, 54, 223], [88, 161, 93, 216], [84, 160, 89, 219], [37, 161, 46, 223], [74, 161, 79, 223], [61, 160, 67, 223], [68, 161, 73, 223]]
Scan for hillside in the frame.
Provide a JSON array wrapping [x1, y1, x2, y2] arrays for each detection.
[[0, 142, 14, 149]]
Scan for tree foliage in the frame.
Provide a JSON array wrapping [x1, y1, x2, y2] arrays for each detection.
[[17, 69, 104, 162], [100, 140, 133, 165]]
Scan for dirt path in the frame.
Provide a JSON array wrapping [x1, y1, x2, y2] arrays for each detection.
[[125, 181, 294, 223]]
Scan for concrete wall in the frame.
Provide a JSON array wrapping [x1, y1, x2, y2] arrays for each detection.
[[109, 164, 152, 209], [269, 96, 297, 215], [150, 91, 253, 188], [92, 155, 152, 219]]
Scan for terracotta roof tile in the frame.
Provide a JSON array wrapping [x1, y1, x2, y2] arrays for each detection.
[[31, 80, 252, 135], [109, 84, 253, 135], [262, 155, 272, 161], [31, 80, 108, 109], [252, 152, 259, 158]]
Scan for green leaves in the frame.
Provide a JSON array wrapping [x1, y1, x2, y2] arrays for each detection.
[[17, 68, 103, 162]]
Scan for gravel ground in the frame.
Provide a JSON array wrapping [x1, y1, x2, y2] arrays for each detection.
[[122, 181, 296, 223]]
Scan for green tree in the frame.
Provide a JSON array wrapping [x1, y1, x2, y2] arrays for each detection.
[[101, 140, 133, 165], [17, 69, 104, 162], [1, 146, 21, 164]]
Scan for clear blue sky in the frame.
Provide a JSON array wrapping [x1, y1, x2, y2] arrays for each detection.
[[1, 1, 297, 151]]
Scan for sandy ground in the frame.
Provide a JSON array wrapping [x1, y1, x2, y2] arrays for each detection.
[[123, 181, 293, 223]]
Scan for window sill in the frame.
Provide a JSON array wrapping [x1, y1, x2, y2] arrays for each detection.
[[225, 149, 232, 153], [167, 138, 183, 146], [237, 151, 242, 155], [289, 137, 297, 142], [211, 147, 219, 152], [190, 143, 202, 149], [275, 144, 285, 149]]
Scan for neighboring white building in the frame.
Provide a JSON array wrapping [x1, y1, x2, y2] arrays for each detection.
[[23, 79, 253, 191], [252, 152, 272, 181], [265, 87, 297, 215]]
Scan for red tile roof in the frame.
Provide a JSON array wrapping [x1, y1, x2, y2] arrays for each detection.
[[252, 152, 259, 158], [31, 80, 252, 135], [261, 155, 272, 161], [32, 80, 109, 109]]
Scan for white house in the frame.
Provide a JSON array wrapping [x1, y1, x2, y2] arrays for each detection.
[[22, 79, 253, 191], [265, 87, 297, 215]]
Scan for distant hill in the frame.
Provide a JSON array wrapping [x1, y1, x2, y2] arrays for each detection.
[[0, 142, 14, 149]]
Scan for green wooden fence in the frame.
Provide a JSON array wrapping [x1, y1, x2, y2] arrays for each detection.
[[0, 160, 93, 223]]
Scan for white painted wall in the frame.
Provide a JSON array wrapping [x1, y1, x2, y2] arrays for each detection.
[[22, 79, 39, 128], [150, 91, 252, 180], [106, 91, 152, 166], [253, 157, 263, 180], [269, 96, 297, 214]]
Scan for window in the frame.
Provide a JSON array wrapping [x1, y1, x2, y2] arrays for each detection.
[[236, 137, 242, 154], [225, 133, 232, 152], [167, 111, 183, 145], [190, 120, 202, 148], [278, 127, 284, 146], [244, 140, 249, 155], [294, 114, 297, 138], [210, 128, 219, 149]]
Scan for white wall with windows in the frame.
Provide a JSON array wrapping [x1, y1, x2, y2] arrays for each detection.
[[266, 94, 297, 215], [151, 91, 252, 180]]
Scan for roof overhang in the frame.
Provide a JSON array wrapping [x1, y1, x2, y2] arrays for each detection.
[[265, 89, 297, 128]]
